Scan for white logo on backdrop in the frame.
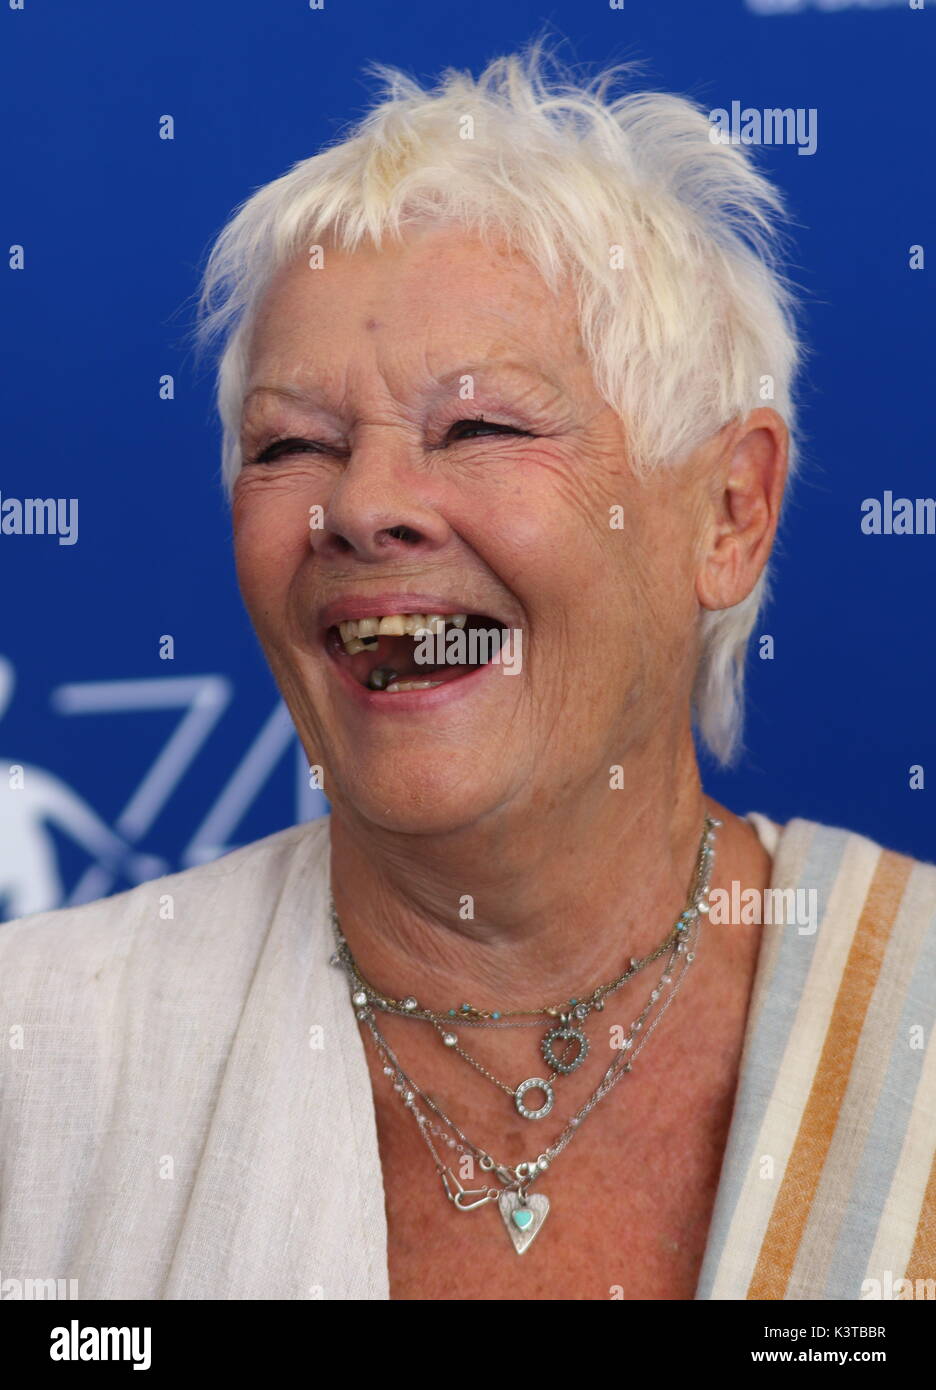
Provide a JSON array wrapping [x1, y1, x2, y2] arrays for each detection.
[[0, 656, 325, 922], [746, 0, 908, 12]]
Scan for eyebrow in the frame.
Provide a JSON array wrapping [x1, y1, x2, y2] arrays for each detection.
[[433, 361, 562, 388], [242, 384, 324, 410], [242, 362, 565, 414]]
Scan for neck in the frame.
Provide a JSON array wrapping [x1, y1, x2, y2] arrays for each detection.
[[329, 726, 716, 1014]]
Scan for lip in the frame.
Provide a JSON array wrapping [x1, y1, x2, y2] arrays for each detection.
[[318, 592, 508, 637]]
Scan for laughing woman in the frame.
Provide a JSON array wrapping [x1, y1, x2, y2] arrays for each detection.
[[1, 45, 934, 1302]]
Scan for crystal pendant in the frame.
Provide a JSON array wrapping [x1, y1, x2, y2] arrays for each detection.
[[514, 1078, 555, 1120], [541, 1024, 589, 1075]]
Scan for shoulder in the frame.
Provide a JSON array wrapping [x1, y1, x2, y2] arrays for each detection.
[[718, 813, 936, 1297], [745, 806, 936, 1030], [0, 816, 331, 1001], [748, 808, 936, 913], [0, 817, 336, 1289]]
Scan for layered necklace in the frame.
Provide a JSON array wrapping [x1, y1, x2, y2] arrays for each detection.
[[331, 814, 721, 1253]]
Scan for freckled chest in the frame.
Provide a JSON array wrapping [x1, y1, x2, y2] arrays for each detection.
[[365, 1005, 749, 1302]]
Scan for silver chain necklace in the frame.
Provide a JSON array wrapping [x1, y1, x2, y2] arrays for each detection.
[[331, 816, 717, 1123], [333, 814, 721, 1253]]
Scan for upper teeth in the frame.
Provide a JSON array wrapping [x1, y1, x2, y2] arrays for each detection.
[[338, 612, 467, 651]]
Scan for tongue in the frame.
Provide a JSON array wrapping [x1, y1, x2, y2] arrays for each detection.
[[340, 620, 504, 688], [346, 635, 459, 688], [349, 634, 433, 686]]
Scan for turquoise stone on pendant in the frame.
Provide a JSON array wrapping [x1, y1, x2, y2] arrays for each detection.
[[512, 1209, 534, 1231]]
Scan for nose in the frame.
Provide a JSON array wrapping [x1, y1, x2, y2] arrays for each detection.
[[310, 438, 451, 564]]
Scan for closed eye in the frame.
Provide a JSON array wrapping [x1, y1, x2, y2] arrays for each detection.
[[246, 418, 531, 465], [246, 436, 330, 466], [446, 417, 532, 442]]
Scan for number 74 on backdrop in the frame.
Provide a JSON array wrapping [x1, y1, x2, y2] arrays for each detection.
[[0, 662, 325, 918]]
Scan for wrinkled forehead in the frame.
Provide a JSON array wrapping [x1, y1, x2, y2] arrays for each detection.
[[241, 223, 589, 411]]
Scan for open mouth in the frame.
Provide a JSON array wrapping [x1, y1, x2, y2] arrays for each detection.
[[325, 611, 509, 694]]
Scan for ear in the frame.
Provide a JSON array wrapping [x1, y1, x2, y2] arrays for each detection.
[[695, 408, 789, 612]]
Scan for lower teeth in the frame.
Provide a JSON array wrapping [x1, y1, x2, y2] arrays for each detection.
[[365, 667, 445, 693], [385, 680, 444, 693], [367, 667, 397, 691]]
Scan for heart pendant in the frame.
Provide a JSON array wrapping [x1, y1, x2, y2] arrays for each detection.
[[498, 1192, 550, 1254]]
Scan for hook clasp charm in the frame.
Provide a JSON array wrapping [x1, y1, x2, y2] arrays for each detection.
[[441, 1168, 494, 1211]]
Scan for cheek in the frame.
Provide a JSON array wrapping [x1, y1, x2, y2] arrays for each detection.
[[451, 463, 606, 587], [494, 497, 623, 621], [232, 484, 310, 614], [486, 445, 630, 571]]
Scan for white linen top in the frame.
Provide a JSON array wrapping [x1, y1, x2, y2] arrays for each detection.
[[1, 812, 934, 1300]]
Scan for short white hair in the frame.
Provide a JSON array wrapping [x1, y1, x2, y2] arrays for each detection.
[[195, 37, 801, 765]]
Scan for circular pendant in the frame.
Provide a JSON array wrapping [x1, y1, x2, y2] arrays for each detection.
[[541, 1025, 589, 1075], [514, 1077, 555, 1121]]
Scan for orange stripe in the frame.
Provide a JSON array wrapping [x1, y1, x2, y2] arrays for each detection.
[[904, 1150, 936, 1286], [746, 849, 914, 1300]]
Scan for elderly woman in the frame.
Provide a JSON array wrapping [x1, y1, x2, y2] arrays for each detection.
[[1, 46, 934, 1304]]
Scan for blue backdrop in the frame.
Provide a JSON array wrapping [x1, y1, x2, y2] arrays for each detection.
[[1, 0, 932, 920]]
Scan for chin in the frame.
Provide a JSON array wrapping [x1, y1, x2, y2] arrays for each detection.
[[330, 755, 509, 839]]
